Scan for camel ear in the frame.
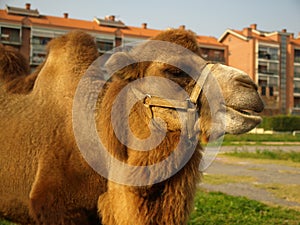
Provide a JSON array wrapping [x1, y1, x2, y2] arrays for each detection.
[[105, 52, 135, 79]]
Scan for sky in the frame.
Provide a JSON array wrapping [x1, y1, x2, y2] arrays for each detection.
[[1, 0, 300, 38]]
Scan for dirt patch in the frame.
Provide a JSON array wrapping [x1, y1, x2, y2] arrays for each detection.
[[200, 146, 300, 210]]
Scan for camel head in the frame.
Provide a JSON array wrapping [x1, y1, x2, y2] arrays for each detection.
[[103, 29, 264, 143], [72, 29, 265, 185]]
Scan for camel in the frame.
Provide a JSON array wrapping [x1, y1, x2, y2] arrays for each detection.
[[0, 43, 38, 94], [0, 29, 264, 225]]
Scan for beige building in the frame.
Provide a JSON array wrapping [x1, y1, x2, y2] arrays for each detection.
[[219, 24, 300, 115], [0, 3, 228, 72]]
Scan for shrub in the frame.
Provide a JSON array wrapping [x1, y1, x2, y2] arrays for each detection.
[[258, 115, 300, 132]]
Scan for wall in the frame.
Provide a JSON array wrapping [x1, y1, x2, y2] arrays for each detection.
[[222, 34, 255, 80]]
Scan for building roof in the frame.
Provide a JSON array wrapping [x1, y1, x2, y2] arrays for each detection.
[[0, 4, 225, 48], [28, 15, 117, 33], [6, 4, 39, 17], [291, 37, 300, 46], [219, 27, 278, 44], [0, 9, 24, 23], [197, 35, 225, 48], [218, 29, 248, 42], [0, 7, 160, 38], [0, 8, 118, 34], [120, 26, 161, 38], [94, 17, 126, 28]]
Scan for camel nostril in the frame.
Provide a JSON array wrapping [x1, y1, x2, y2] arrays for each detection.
[[234, 76, 258, 90]]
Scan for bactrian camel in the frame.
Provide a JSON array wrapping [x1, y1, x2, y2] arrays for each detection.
[[0, 29, 264, 224]]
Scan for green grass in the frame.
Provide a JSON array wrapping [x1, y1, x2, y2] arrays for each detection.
[[224, 149, 300, 163], [0, 221, 16, 225], [188, 189, 300, 225], [222, 133, 300, 145], [2, 189, 300, 225]]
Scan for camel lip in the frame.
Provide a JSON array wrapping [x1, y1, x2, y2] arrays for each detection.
[[226, 106, 262, 124]]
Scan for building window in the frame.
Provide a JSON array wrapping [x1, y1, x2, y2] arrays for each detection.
[[212, 50, 224, 63], [96, 40, 114, 53], [295, 49, 300, 63], [258, 46, 279, 60], [295, 65, 300, 79], [199, 48, 225, 63], [31, 36, 52, 65], [259, 48, 270, 59], [0, 26, 21, 44], [32, 36, 51, 45], [294, 81, 300, 94], [269, 47, 279, 60], [258, 62, 279, 75], [261, 86, 266, 96], [259, 79, 267, 96], [32, 52, 46, 64], [294, 97, 300, 108], [200, 48, 208, 59], [258, 64, 267, 74], [269, 62, 279, 75], [269, 76, 279, 87], [269, 87, 274, 96], [213, 51, 221, 61]]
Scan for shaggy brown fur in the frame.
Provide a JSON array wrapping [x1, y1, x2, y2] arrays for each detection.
[[0, 44, 41, 94], [96, 29, 203, 225], [0, 29, 263, 225], [0, 44, 30, 82], [0, 31, 104, 225]]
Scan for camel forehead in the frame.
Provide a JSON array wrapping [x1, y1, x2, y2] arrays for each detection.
[[150, 29, 200, 52], [146, 60, 191, 72], [218, 64, 247, 75], [128, 30, 201, 64]]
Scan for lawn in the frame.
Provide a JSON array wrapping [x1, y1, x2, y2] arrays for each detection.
[[2, 189, 300, 225], [0, 221, 16, 225], [188, 189, 300, 225], [223, 133, 300, 145], [224, 149, 300, 163]]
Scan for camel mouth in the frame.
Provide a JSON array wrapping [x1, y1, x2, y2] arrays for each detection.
[[200, 105, 263, 142], [226, 106, 262, 124]]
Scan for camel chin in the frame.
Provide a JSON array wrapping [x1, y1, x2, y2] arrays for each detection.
[[225, 106, 262, 134]]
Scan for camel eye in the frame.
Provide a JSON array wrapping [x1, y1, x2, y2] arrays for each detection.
[[164, 67, 187, 78]]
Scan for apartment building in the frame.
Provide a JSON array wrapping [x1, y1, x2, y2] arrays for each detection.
[[289, 37, 300, 114], [219, 24, 300, 115], [0, 3, 227, 72]]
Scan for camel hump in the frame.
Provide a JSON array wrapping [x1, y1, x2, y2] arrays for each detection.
[[0, 44, 30, 84], [46, 30, 99, 61], [1, 31, 99, 94]]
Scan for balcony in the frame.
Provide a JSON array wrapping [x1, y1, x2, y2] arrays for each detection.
[[295, 50, 300, 63], [210, 56, 225, 63], [258, 48, 279, 61], [30, 52, 46, 65], [32, 44, 47, 52], [294, 96, 300, 109], [258, 69, 279, 76], [200, 48, 225, 64], [0, 27, 21, 45], [295, 73, 300, 79], [258, 62, 279, 76], [96, 40, 114, 53], [295, 88, 300, 94]]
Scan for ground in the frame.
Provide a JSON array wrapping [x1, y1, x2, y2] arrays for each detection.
[[201, 145, 300, 211]]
